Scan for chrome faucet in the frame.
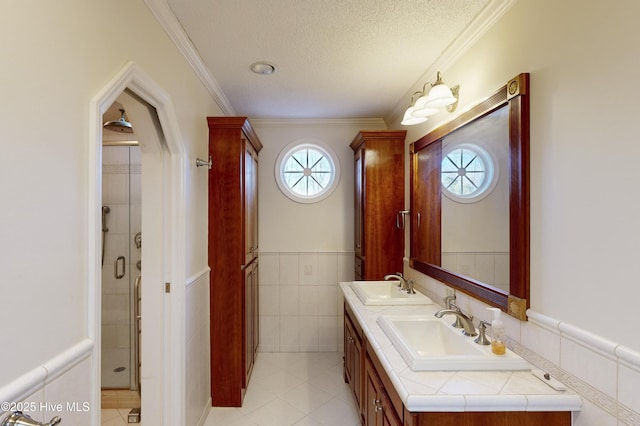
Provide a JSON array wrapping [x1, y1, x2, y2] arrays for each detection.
[[442, 294, 456, 309], [474, 321, 492, 345], [384, 272, 406, 290], [434, 305, 477, 337], [442, 294, 463, 328], [384, 273, 415, 294], [1, 412, 61, 426]]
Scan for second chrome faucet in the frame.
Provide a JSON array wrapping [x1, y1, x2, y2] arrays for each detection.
[[434, 295, 478, 337]]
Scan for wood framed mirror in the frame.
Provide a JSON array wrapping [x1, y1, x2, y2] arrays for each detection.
[[409, 73, 529, 319]]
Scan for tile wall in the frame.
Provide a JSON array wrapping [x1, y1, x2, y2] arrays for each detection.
[[185, 269, 212, 426], [405, 264, 640, 426], [0, 340, 93, 425], [258, 251, 354, 353], [101, 146, 141, 389]]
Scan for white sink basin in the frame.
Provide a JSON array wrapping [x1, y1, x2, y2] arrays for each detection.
[[350, 281, 433, 306], [377, 315, 531, 371]]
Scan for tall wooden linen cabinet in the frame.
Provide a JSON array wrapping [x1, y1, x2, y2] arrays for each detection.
[[351, 131, 406, 280], [207, 117, 261, 407]]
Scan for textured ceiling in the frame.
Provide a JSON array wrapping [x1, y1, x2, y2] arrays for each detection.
[[163, 0, 500, 120]]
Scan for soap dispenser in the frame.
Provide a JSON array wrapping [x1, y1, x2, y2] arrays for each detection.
[[487, 308, 506, 355]]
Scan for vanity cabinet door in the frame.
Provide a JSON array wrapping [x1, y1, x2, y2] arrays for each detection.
[[364, 354, 402, 426], [344, 305, 362, 413]]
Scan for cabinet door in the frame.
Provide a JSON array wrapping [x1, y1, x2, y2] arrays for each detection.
[[244, 141, 258, 265], [364, 354, 402, 426], [354, 147, 364, 258], [364, 360, 380, 426], [344, 314, 362, 411], [381, 394, 402, 426], [344, 317, 355, 389], [244, 263, 254, 386], [252, 262, 259, 361], [243, 261, 259, 389], [353, 325, 362, 411]]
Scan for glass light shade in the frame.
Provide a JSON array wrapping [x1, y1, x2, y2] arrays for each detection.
[[401, 107, 427, 125], [424, 83, 457, 108], [410, 93, 441, 117]]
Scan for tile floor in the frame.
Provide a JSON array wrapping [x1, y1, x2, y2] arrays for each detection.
[[204, 352, 360, 426], [101, 407, 139, 425], [101, 352, 360, 426]]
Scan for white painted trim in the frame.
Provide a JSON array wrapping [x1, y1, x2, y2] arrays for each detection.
[[250, 117, 388, 128], [89, 62, 187, 426], [0, 339, 92, 404], [522, 309, 640, 423], [143, 0, 235, 116], [196, 397, 212, 426], [186, 266, 211, 289]]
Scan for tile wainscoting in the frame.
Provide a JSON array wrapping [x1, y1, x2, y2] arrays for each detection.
[[0, 340, 93, 425], [405, 263, 640, 426], [258, 251, 355, 353], [186, 267, 212, 426]]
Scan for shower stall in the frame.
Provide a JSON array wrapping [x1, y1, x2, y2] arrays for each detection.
[[101, 142, 142, 393]]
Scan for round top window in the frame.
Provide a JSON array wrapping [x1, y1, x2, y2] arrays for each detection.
[[441, 143, 498, 203], [275, 140, 340, 203]]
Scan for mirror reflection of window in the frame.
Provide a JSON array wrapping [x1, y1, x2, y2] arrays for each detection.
[[440, 105, 509, 291], [441, 144, 494, 201]]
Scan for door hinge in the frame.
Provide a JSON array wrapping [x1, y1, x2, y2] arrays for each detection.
[[165, 282, 171, 293]]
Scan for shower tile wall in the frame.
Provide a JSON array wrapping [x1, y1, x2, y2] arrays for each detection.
[[259, 251, 354, 353], [101, 146, 141, 388]]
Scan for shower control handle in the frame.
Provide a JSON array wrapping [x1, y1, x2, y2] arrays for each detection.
[[114, 256, 126, 279]]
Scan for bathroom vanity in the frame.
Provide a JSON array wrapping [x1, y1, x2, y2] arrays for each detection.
[[341, 282, 580, 425]]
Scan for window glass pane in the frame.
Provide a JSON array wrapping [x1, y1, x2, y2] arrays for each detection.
[[276, 143, 339, 202], [441, 146, 491, 198]]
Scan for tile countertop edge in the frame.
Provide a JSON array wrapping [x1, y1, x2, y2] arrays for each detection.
[[338, 282, 583, 413]]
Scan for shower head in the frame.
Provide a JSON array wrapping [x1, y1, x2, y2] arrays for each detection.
[[104, 109, 133, 133]]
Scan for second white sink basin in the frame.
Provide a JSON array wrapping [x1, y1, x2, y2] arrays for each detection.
[[377, 315, 531, 371], [350, 281, 433, 306]]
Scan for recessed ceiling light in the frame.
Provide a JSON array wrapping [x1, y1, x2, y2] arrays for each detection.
[[250, 61, 277, 75]]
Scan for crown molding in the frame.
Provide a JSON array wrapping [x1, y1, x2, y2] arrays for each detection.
[[144, 0, 235, 116], [249, 117, 388, 129], [386, 0, 517, 125]]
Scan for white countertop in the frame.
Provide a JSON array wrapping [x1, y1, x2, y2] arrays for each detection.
[[339, 282, 582, 413]]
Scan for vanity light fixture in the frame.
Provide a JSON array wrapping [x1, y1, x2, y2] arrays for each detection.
[[401, 71, 460, 126]]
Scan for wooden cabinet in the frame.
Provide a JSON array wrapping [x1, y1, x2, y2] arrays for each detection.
[[344, 302, 363, 419], [350, 131, 406, 280], [365, 355, 402, 426], [207, 117, 262, 407], [404, 411, 571, 426]]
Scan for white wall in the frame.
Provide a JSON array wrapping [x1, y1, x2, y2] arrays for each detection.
[[388, 0, 640, 423], [252, 119, 387, 352], [254, 119, 387, 252], [392, 0, 640, 353], [0, 1, 218, 424]]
